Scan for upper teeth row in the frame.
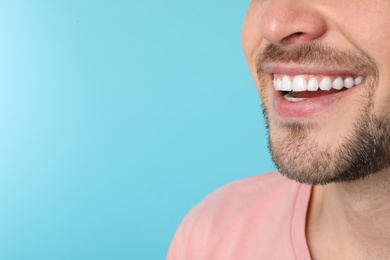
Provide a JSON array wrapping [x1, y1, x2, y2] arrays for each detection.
[[273, 75, 364, 92]]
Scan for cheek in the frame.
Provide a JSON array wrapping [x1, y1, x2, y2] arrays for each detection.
[[325, 3, 390, 116], [242, 2, 267, 92], [241, 20, 257, 65], [327, 1, 390, 61], [373, 73, 390, 117], [241, 2, 263, 64]]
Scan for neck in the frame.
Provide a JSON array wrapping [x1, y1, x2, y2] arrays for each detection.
[[307, 169, 390, 259]]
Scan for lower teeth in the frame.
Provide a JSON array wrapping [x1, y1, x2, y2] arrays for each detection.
[[284, 92, 306, 102]]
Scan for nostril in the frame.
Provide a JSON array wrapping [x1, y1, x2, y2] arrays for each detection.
[[281, 32, 306, 44]]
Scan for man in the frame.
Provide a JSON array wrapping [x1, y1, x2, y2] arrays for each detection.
[[168, 0, 390, 259]]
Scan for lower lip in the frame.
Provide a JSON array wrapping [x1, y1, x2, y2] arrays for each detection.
[[273, 87, 359, 118]]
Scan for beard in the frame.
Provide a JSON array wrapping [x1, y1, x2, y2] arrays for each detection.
[[257, 43, 390, 185]]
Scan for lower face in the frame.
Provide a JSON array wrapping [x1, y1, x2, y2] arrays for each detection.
[[255, 44, 390, 185]]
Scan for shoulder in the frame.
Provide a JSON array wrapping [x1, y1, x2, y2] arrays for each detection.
[[189, 171, 301, 223], [168, 172, 309, 260], [203, 171, 297, 202]]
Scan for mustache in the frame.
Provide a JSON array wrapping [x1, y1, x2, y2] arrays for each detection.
[[256, 43, 378, 77]]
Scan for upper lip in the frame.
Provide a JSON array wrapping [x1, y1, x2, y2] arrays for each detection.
[[262, 64, 361, 77]]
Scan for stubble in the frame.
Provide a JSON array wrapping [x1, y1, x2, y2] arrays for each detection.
[[256, 43, 390, 185]]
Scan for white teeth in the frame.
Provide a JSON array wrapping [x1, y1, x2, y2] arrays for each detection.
[[344, 77, 354, 89], [354, 76, 363, 85], [320, 77, 332, 91], [273, 78, 279, 90], [280, 76, 292, 91], [332, 77, 343, 90], [275, 78, 281, 90], [292, 76, 307, 92], [307, 78, 319, 91], [273, 75, 364, 93], [284, 94, 307, 102]]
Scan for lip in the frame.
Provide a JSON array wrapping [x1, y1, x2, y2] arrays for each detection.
[[263, 65, 365, 118], [262, 64, 360, 77], [273, 87, 361, 118]]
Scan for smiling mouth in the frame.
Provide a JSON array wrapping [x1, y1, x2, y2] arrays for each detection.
[[273, 74, 365, 102]]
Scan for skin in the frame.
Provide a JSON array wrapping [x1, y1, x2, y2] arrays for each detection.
[[242, 0, 390, 259]]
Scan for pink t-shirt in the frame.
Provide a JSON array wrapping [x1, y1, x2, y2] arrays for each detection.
[[168, 172, 312, 260]]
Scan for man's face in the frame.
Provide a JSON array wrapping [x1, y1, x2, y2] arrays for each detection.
[[242, 0, 390, 184]]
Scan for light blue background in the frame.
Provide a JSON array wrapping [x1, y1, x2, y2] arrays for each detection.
[[0, 1, 275, 259]]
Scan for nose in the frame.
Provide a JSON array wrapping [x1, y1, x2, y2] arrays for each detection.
[[259, 0, 327, 45]]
